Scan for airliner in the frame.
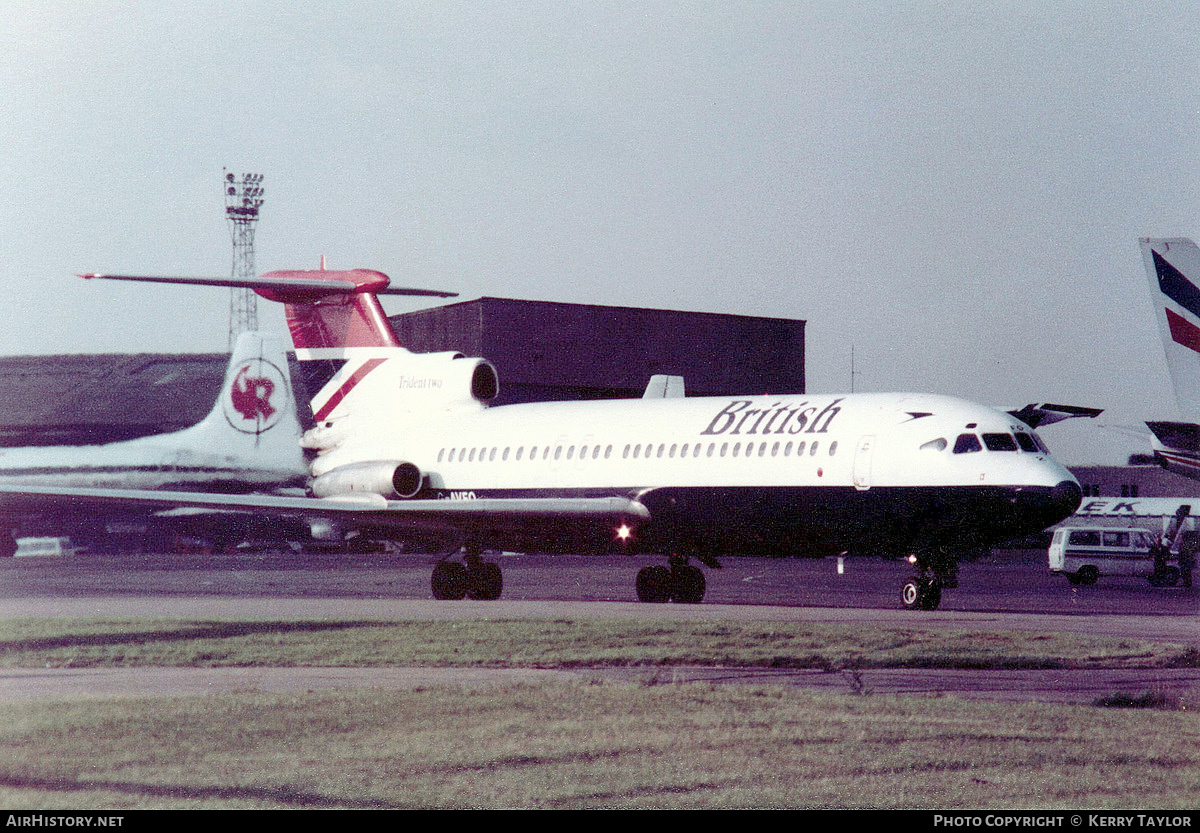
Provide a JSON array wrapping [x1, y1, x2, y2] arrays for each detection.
[[0, 266, 1084, 610], [1139, 237, 1200, 480], [0, 331, 308, 553], [1046, 237, 1200, 549]]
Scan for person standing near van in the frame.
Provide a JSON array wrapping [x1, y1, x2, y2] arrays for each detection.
[[1179, 532, 1197, 589], [1152, 538, 1171, 584]]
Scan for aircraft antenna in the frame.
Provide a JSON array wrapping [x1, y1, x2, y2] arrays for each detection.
[[223, 169, 265, 350]]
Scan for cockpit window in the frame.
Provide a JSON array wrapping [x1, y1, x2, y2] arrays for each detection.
[[982, 433, 1018, 452], [1015, 433, 1040, 453], [953, 433, 982, 454], [920, 438, 947, 452]]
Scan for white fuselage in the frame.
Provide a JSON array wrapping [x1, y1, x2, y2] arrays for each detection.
[[0, 433, 304, 492], [313, 390, 1081, 557], [341, 392, 1071, 491]]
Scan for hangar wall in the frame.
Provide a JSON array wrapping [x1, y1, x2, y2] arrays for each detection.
[[388, 297, 806, 405]]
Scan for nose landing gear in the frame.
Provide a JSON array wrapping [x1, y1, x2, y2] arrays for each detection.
[[901, 547, 958, 611], [901, 576, 942, 610]]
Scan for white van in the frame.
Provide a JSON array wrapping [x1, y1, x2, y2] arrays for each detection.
[[1048, 526, 1179, 586], [13, 537, 78, 557]]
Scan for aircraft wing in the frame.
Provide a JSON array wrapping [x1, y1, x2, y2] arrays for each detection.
[[0, 484, 650, 542], [1005, 403, 1104, 428]]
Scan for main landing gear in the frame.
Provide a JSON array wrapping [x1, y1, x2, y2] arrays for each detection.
[[426, 548, 713, 604], [636, 556, 707, 604], [430, 546, 503, 600]]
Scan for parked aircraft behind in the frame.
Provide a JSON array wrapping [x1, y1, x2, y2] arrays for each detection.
[[0, 331, 308, 554], [10, 266, 1085, 611], [1139, 237, 1200, 479], [1046, 238, 1200, 558]]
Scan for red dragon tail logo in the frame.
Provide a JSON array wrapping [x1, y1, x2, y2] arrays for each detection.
[[222, 360, 287, 434]]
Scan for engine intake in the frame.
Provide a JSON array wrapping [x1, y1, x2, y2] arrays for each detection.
[[311, 460, 424, 499], [470, 359, 499, 402]]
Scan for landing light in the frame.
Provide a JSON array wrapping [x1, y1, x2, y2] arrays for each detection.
[[907, 554, 917, 565], [615, 524, 632, 542]]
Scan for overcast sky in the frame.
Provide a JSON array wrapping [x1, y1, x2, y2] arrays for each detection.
[[2, 1, 1199, 465]]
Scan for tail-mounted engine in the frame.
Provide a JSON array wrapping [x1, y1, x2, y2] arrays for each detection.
[[301, 353, 499, 462], [311, 460, 424, 499], [443, 355, 499, 404]]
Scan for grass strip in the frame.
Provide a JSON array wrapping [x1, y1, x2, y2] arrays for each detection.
[[0, 682, 1197, 809], [0, 617, 1194, 670]]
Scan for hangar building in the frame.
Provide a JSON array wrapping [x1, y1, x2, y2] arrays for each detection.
[[0, 298, 806, 447], [388, 297, 806, 405]]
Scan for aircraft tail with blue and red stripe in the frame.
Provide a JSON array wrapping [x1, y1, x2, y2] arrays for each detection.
[[1139, 237, 1200, 478]]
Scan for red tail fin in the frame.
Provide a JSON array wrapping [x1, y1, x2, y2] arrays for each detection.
[[257, 269, 400, 350], [80, 268, 455, 352]]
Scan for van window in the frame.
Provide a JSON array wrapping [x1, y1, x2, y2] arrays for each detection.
[[1067, 529, 1101, 546], [1102, 531, 1130, 547]]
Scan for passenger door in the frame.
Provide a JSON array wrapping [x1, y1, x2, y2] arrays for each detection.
[[853, 435, 875, 491]]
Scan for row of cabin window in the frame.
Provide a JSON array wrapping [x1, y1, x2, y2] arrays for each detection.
[[437, 439, 840, 465]]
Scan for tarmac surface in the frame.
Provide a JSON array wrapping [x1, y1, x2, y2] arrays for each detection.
[[1, 548, 1197, 705]]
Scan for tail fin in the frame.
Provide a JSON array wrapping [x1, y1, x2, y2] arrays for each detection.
[[82, 268, 456, 356], [1140, 237, 1200, 419], [172, 331, 306, 477], [256, 269, 402, 354], [81, 267, 460, 432]]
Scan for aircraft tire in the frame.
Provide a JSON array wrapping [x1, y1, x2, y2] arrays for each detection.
[[431, 561, 468, 600], [670, 564, 706, 604], [901, 577, 941, 611], [636, 565, 673, 603], [1150, 566, 1180, 588], [467, 561, 503, 600], [920, 579, 942, 610]]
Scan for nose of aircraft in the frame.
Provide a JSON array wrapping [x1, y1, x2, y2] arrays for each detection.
[[1050, 479, 1083, 520]]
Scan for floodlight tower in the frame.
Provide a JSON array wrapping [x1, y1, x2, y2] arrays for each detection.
[[223, 169, 265, 349]]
